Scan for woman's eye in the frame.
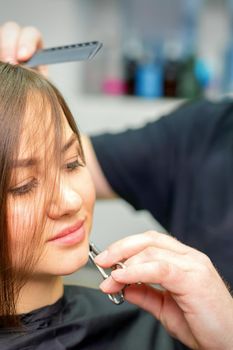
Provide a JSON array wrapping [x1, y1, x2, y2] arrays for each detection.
[[65, 159, 83, 172], [9, 179, 38, 197]]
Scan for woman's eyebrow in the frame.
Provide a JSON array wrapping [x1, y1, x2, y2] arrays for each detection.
[[62, 133, 78, 153], [12, 158, 38, 168], [12, 134, 78, 168]]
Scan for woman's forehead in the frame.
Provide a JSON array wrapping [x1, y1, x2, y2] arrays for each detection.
[[18, 104, 73, 158]]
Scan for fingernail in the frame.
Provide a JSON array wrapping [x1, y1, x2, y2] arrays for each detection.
[[5, 57, 16, 64], [111, 269, 125, 280], [18, 46, 29, 59], [94, 250, 109, 264]]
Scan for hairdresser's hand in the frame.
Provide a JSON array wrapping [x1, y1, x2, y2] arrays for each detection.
[[0, 21, 47, 75], [95, 231, 233, 350]]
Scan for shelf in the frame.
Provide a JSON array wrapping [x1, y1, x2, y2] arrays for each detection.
[[68, 94, 185, 134]]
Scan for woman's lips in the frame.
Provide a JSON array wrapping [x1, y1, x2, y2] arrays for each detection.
[[48, 220, 86, 246]]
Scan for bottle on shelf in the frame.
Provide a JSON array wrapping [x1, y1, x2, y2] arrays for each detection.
[[134, 42, 164, 99]]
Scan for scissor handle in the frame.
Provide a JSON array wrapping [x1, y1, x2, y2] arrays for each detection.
[[89, 242, 125, 305]]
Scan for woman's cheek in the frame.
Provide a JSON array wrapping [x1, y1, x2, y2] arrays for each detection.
[[8, 199, 36, 244], [74, 168, 96, 226], [83, 169, 96, 212]]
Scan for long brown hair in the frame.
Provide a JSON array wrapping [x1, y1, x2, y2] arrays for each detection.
[[0, 62, 84, 328]]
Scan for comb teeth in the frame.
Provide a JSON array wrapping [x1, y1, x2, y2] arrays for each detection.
[[24, 41, 103, 67]]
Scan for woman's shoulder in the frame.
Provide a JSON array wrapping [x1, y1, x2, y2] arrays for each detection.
[[0, 285, 159, 350], [64, 284, 137, 316]]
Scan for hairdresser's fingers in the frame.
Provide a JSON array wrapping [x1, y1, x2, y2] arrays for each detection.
[[99, 247, 233, 349], [101, 260, 187, 296], [124, 284, 198, 350], [101, 273, 199, 349], [17, 26, 43, 61], [99, 247, 193, 295], [105, 246, 218, 296], [111, 259, 217, 295], [0, 22, 47, 76], [124, 246, 195, 270], [110, 258, 233, 324], [99, 275, 125, 294], [0, 21, 20, 63], [17, 26, 48, 76], [95, 231, 191, 268], [117, 264, 233, 350]]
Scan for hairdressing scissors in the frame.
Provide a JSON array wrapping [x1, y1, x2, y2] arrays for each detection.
[[89, 242, 125, 305]]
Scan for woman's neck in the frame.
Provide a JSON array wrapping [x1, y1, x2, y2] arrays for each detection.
[[16, 275, 63, 314]]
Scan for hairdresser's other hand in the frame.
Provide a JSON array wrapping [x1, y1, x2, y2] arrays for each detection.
[[0, 21, 47, 76], [95, 231, 233, 350]]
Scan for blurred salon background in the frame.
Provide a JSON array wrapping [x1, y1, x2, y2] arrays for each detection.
[[0, 0, 232, 288]]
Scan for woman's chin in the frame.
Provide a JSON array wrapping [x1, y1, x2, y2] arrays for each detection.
[[60, 254, 89, 276], [37, 242, 90, 276]]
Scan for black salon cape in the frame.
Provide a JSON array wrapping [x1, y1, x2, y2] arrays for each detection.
[[91, 99, 233, 350], [0, 285, 160, 350]]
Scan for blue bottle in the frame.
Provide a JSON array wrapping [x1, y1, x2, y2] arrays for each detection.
[[135, 58, 163, 99]]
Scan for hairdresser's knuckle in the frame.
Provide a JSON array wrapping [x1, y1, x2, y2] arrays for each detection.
[[190, 249, 212, 266], [143, 246, 156, 259], [157, 260, 171, 278], [149, 231, 173, 247], [195, 260, 213, 282], [145, 230, 156, 238], [145, 230, 163, 241], [199, 252, 212, 266], [186, 250, 213, 280]]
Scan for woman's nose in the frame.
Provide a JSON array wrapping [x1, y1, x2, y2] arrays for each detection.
[[47, 182, 83, 219]]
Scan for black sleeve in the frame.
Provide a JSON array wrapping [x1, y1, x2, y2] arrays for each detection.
[[90, 99, 233, 229]]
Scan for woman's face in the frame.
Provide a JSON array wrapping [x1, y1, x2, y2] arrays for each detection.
[[7, 102, 95, 276]]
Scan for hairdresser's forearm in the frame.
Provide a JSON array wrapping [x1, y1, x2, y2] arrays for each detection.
[[81, 134, 117, 199]]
